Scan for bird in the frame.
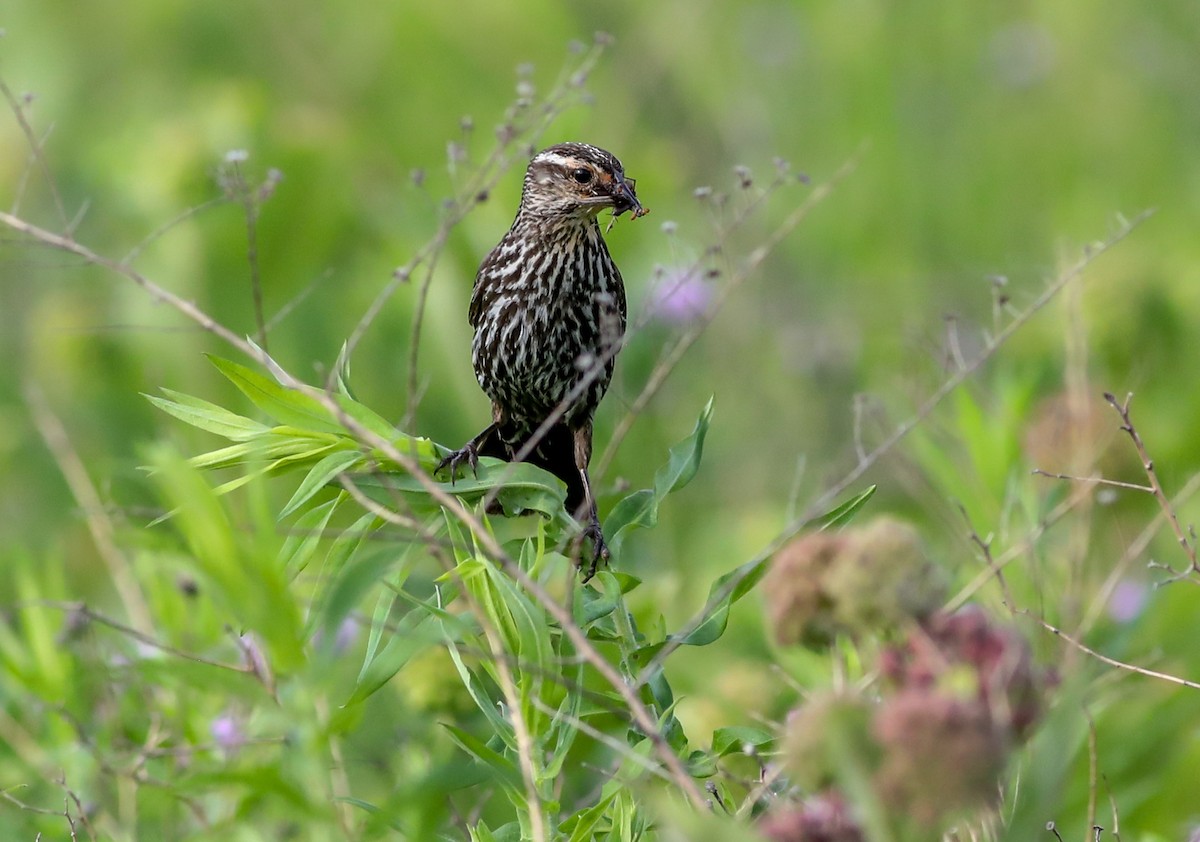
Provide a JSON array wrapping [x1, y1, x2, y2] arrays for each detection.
[[437, 142, 647, 580]]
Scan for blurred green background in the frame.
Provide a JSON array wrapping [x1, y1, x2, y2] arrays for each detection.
[[3, 0, 1200, 838]]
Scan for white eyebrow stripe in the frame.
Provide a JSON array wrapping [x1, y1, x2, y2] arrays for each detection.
[[532, 152, 582, 169]]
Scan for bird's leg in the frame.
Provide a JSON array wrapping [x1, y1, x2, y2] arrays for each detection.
[[436, 422, 500, 483], [571, 421, 609, 581]]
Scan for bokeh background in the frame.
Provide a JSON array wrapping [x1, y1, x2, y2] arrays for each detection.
[[3, 1, 1200, 838]]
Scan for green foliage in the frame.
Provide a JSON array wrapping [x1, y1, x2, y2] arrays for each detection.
[[6, 3, 1200, 838], [128, 357, 861, 838]]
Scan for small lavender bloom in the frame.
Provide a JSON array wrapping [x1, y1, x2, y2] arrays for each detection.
[[648, 269, 711, 324], [312, 617, 361, 654], [1107, 578, 1148, 623], [335, 617, 359, 652], [211, 714, 244, 750]]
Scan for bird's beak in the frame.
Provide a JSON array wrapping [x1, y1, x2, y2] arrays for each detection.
[[610, 174, 647, 219]]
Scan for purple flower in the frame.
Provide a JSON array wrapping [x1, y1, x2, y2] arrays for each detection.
[[1107, 578, 1148, 624], [335, 617, 360, 652], [211, 714, 244, 750], [312, 617, 361, 654], [647, 269, 712, 324]]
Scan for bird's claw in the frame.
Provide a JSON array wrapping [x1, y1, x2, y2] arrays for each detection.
[[435, 443, 480, 485], [576, 518, 610, 583]]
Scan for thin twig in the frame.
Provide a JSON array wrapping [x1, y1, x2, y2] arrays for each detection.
[[24, 385, 154, 634], [1103, 391, 1199, 582], [639, 214, 1151, 685], [0, 78, 68, 227], [0, 210, 262, 360], [223, 159, 270, 352], [1072, 470, 1200, 641], [596, 154, 860, 478], [120, 196, 226, 265], [264, 270, 325, 333], [1085, 710, 1098, 842], [957, 503, 1016, 611], [1024, 611, 1200, 690], [1102, 774, 1121, 842], [0, 204, 708, 807], [947, 480, 1098, 612], [1031, 469, 1152, 494], [443, 569, 548, 842], [801, 212, 1152, 528], [31, 601, 250, 673]]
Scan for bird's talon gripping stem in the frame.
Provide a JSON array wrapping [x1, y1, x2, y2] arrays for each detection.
[[435, 442, 479, 485], [577, 518, 610, 583]]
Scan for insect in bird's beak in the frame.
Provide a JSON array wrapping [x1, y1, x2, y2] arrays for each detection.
[[610, 174, 649, 220]]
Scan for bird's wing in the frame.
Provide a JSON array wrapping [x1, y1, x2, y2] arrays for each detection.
[[614, 261, 628, 329], [468, 235, 518, 328]]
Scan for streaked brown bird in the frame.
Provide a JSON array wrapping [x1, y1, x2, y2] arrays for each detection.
[[438, 142, 646, 579]]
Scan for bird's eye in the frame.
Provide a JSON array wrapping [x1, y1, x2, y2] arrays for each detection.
[[571, 167, 593, 184]]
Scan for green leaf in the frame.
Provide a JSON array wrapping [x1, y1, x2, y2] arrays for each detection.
[[444, 637, 515, 746], [628, 486, 877, 655], [209, 355, 347, 435], [607, 398, 713, 556], [543, 661, 586, 780], [319, 544, 412, 645], [278, 495, 342, 576], [670, 554, 772, 648], [279, 448, 363, 518], [354, 459, 569, 523], [710, 726, 775, 757], [442, 724, 524, 795], [333, 391, 401, 443], [562, 787, 621, 842], [815, 484, 877, 530], [187, 432, 338, 473], [146, 389, 270, 441], [337, 798, 405, 831], [576, 575, 621, 627], [653, 395, 713, 497], [348, 607, 441, 705]]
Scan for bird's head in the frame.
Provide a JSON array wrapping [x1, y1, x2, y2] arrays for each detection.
[[519, 142, 646, 222]]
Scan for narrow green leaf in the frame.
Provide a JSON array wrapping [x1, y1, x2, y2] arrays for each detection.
[[319, 544, 411, 644], [348, 608, 440, 705], [630, 487, 876, 652], [146, 390, 270, 441], [607, 399, 713, 556], [815, 484, 877, 530], [674, 555, 771, 648], [653, 395, 713, 497], [279, 448, 363, 518], [562, 788, 620, 842], [337, 798, 405, 831], [209, 355, 346, 434], [443, 724, 523, 794], [605, 490, 656, 552], [543, 662, 585, 780], [362, 577, 397, 671], [334, 392, 400, 442], [278, 495, 342, 576], [444, 639, 514, 745]]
